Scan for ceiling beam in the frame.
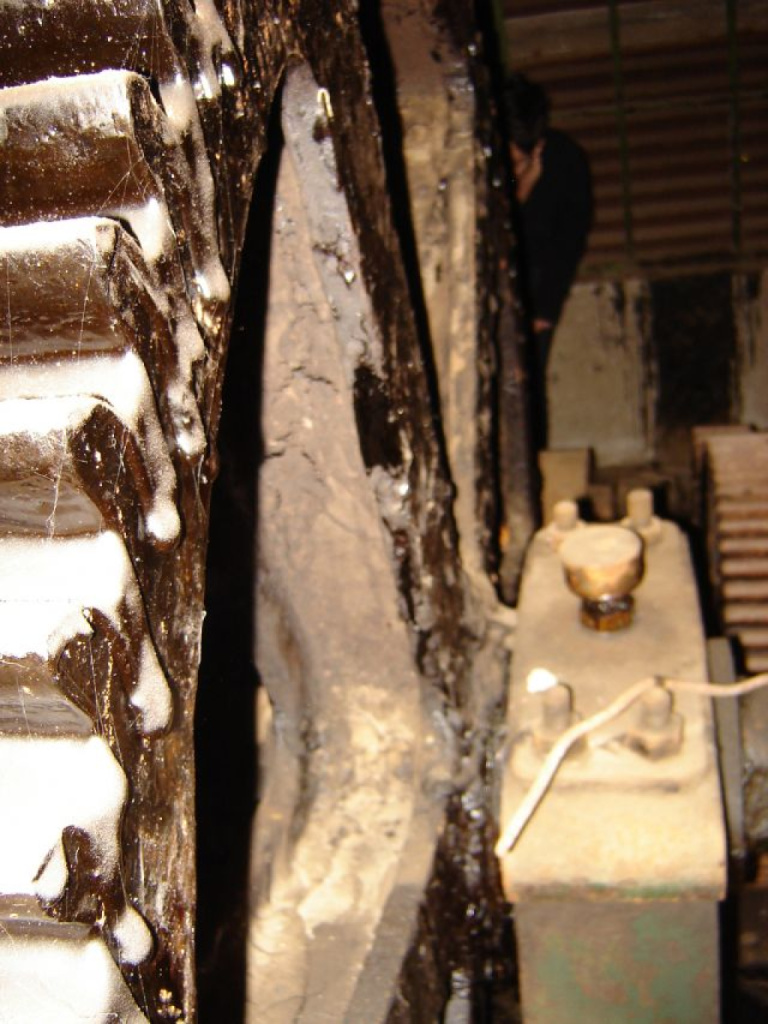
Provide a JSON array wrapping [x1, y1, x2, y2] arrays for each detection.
[[504, 0, 767, 65]]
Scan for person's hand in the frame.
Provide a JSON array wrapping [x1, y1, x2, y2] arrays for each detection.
[[533, 318, 553, 333], [511, 141, 544, 203]]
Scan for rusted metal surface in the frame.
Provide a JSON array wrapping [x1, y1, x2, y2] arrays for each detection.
[[498, 508, 725, 1020], [0, 1, 521, 1020], [700, 423, 768, 842], [708, 637, 746, 861], [559, 524, 644, 631], [703, 432, 768, 674]]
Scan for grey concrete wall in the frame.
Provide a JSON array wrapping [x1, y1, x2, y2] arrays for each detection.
[[549, 279, 655, 466], [548, 270, 768, 468], [735, 269, 768, 432]]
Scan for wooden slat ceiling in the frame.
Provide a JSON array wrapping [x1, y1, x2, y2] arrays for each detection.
[[502, 0, 768, 276]]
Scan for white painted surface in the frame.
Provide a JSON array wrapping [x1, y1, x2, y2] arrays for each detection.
[[0, 734, 126, 902], [0, 925, 149, 1022], [0, 393, 180, 546], [0, 216, 206, 457], [0, 533, 172, 732], [0, 354, 180, 545]]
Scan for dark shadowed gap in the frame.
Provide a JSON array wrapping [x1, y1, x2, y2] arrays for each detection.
[[653, 272, 734, 434], [195, 94, 283, 1023], [652, 271, 735, 522], [357, 0, 452, 469]]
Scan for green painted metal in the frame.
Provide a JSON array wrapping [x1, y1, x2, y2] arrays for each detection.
[[516, 901, 720, 1023]]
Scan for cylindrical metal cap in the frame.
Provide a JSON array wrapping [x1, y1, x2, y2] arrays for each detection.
[[559, 525, 645, 630]]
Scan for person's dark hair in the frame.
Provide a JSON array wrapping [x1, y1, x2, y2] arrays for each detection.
[[504, 74, 550, 153]]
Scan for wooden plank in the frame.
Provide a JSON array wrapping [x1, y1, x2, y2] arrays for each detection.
[[504, 0, 767, 64]]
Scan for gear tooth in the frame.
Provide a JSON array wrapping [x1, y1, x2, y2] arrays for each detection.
[[0, 0, 243, 1014]]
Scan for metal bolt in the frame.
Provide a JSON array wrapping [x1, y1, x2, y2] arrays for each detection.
[[627, 488, 654, 531], [553, 500, 579, 532], [625, 685, 683, 759], [639, 686, 673, 731], [533, 681, 584, 756], [542, 682, 573, 733], [444, 970, 472, 1024]]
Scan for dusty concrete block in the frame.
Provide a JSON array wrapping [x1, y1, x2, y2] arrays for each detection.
[[539, 447, 591, 523], [734, 270, 768, 431], [586, 481, 615, 521], [548, 280, 654, 466]]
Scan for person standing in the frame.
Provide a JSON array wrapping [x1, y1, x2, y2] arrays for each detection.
[[504, 74, 592, 449]]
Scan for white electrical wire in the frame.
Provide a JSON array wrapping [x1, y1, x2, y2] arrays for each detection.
[[494, 671, 768, 858]]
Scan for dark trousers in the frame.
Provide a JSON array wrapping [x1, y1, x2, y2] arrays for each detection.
[[530, 325, 553, 453]]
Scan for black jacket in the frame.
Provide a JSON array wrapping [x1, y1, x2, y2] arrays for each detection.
[[517, 129, 592, 326]]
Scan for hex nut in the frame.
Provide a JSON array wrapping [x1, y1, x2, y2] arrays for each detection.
[[625, 688, 684, 759]]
